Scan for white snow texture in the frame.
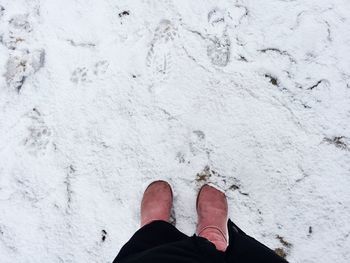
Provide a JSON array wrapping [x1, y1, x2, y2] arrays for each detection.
[[0, 0, 350, 262]]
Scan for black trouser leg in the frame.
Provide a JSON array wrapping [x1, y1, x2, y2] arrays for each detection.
[[113, 220, 188, 262], [226, 220, 288, 263]]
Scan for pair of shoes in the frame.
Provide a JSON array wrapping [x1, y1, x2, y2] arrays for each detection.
[[140, 180, 228, 252]]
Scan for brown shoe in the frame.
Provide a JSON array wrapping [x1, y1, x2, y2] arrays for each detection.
[[196, 184, 228, 251], [141, 180, 173, 227]]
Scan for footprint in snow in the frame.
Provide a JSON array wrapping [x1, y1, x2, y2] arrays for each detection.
[[2, 14, 32, 50], [93, 60, 109, 76], [70, 60, 109, 84], [23, 108, 53, 156], [71, 67, 90, 84], [206, 8, 231, 67], [146, 19, 177, 86], [5, 49, 45, 92]]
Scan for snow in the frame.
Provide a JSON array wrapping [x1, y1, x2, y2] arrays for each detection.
[[0, 0, 350, 262]]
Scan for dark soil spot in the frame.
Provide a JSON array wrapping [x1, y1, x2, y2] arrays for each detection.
[[265, 74, 279, 86], [69, 164, 76, 173], [307, 80, 324, 90], [119, 11, 130, 17], [195, 166, 212, 182], [274, 248, 287, 258], [238, 55, 248, 62], [229, 184, 240, 190], [229, 182, 249, 196], [0, 6, 5, 17], [323, 136, 349, 151], [276, 235, 292, 248], [101, 230, 107, 242]]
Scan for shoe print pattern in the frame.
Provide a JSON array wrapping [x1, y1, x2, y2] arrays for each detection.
[[146, 19, 177, 85], [206, 9, 231, 67]]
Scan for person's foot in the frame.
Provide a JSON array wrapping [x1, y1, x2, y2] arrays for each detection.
[[196, 184, 228, 251], [141, 180, 173, 227]]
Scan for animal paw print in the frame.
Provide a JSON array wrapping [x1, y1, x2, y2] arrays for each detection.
[[146, 20, 177, 85], [206, 9, 231, 67], [23, 108, 52, 156], [93, 60, 109, 76], [176, 152, 186, 164], [70, 67, 90, 84], [71, 60, 109, 84]]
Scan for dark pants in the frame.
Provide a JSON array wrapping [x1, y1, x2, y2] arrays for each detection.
[[113, 220, 288, 263]]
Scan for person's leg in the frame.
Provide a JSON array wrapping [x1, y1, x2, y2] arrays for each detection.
[[114, 181, 189, 262], [196, 184, 287, 262], [114, 220, 188, 262], [140, 180, 173, 227], [196, 184, 228, 252], [225, 220, 288, 263]]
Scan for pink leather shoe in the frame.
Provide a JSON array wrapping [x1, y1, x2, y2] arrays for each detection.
[[196, 184, 228, 252], [141, 180, 173, 227]]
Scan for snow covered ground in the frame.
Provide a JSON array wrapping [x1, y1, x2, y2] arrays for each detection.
[[0, 0, 350, 262]]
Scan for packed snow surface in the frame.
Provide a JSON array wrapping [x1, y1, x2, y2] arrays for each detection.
[[0, 0, 350, 262]]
